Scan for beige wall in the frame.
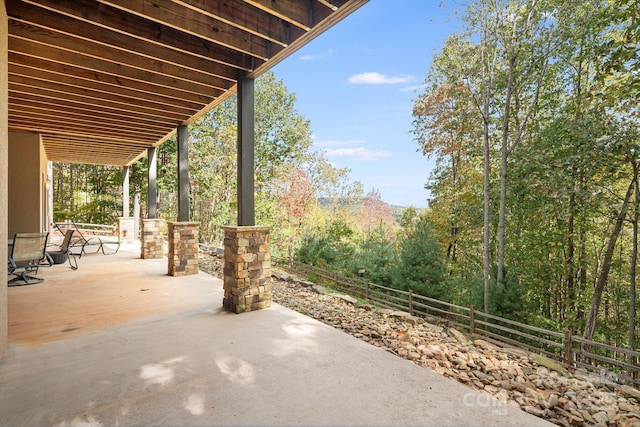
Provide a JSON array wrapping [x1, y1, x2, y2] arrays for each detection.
[[1, 0, 9, 360], [8, 131, 48, 238]]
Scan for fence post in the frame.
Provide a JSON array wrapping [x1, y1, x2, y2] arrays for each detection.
[[470, 305, 476, 335], [564, 327, 574, 368], [365, 280, 370, 301], [409, 290, 414, 316]]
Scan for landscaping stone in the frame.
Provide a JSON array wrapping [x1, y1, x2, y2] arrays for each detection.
[[529, 353, 569, 375]]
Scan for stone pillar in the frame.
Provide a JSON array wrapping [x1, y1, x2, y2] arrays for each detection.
[[222, 226, 271, 313], [118, 217, 134, 242], [168, 221, 199, 276], [141, 218, 165, 259]]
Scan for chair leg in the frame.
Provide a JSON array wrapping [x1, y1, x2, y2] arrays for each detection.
[[68, 252, 78, 270], [8, 272, 45, 286]]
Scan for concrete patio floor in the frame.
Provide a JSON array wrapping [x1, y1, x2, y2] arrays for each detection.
[[1, 243, 553, 426]]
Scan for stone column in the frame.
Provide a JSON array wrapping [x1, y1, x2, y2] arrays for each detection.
[[141, 218, 165, 259], [118, 217, 134, 242], [167, 221, 199, 276], [222, 226, 271, 313]]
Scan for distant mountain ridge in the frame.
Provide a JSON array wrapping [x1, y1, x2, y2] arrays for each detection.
[[316, 197, 425, 220]]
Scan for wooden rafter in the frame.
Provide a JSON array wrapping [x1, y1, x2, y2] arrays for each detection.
[[6, 0, 368, 166]]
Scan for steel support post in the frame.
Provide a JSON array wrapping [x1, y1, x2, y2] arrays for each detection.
[[237, 76, 255, 226]]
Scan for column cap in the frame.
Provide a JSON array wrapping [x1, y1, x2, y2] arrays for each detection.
[[222, 225, 270, 233]]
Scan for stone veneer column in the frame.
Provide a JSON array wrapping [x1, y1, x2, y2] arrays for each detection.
[[222, 226, 271, 313], [118, 217, 135, 242], [167, 221, 199, 276], [141, 218, 165, 259]]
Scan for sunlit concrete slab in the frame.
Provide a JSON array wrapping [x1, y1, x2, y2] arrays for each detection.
[[0, 244, 552, 426]]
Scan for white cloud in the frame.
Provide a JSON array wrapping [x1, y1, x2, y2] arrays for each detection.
[[348, 72, 414, 85], [325, 147, 392, 161], [300, 48, 335, 61], [399, 84, 425, 92]]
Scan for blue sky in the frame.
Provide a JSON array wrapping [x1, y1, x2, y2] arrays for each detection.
[[272, 1, 459, 208]]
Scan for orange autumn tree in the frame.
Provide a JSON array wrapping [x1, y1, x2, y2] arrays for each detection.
[[279, 169, 314, 260], [357, 188, 397, 239]]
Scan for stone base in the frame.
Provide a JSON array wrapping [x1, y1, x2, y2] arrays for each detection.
[[118, 217, 135, 242], [222, 226, 271, 313], [141, 219, 165, 259], [168, 221, 199, 276]]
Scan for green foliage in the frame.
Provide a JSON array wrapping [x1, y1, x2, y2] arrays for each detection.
[[393, 214, 449, 301], [295, 234, 354, 271], [52, 163, 123, 225], [348, 226, 398, 286]]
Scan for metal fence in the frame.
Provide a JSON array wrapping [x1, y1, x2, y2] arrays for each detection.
[[274, 258, 640, 387]]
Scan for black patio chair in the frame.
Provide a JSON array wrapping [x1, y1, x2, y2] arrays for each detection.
[[54, 221, 120, 257], [44, 229, 78, 270], [8, 232, 49, 286]]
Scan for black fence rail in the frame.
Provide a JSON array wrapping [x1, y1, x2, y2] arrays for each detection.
[[273, 258, 640, 387]]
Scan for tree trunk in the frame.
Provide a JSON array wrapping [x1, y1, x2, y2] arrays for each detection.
[[567, 189, 576, 315], [483, 102, 491, 314], [497, 53, 516, 291], [583, 176, 636, 341], [629, 168, 639, 379]]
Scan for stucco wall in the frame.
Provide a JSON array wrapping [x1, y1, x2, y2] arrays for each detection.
[[8, 131, 47, 238], [1, 0, 9, 360]]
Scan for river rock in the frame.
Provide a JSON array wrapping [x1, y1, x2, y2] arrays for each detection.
[[447, 328, 471, 345], [311, 285, 328, 294], [529, 353, 569, 375], [622, 385, 640, 401], [474, 339, 499, 351], [329, 293, 358, 306]]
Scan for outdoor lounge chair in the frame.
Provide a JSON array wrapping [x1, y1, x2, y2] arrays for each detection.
[[8, 232, 49, 286], [54, 221, 120, 257], [44, 229, 78, 270]]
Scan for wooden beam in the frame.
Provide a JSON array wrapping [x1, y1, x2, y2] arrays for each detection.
[[9, 53, 216, 103], [245, 0, 312, 30], [19, 0, 255, 71], [8, 95, 180, 127], [99, 0, 272, 60], [8, 31, 227, 92], [8, 107, 168, 135], [9, 63, 212, 109], [173, 0, 291, 47], [8, 100, 170, 132], [9, 81, 195, 119], [7, 2, 243, 80], [8, 117, 163, 141]]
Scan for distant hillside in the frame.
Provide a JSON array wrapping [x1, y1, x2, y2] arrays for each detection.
[[317, 198, 425, 220]]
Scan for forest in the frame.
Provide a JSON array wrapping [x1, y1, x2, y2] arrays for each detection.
[[51, 0, 638, 353]]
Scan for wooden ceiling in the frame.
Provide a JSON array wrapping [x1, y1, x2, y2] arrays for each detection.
[[6, 0, 367, 166]]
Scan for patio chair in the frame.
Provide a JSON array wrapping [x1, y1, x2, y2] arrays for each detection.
[[44, 229, 78, 270], [8, 232, 49, 286], [54, 221, 120, 257]]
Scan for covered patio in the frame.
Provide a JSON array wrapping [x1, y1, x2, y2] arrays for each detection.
[[1, 0, 369, 358], [0, 244, 552, 426]]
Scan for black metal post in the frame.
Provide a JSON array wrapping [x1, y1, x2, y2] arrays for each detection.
[[147, 147, 157, 219], [177, 124, 190, 222], [237, 76, 255, 226]]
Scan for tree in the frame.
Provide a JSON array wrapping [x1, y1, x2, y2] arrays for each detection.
[[357, 188, 397, 239], [394, 214, 449, 301]]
